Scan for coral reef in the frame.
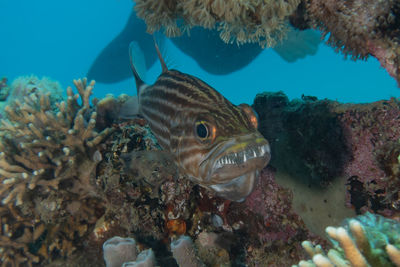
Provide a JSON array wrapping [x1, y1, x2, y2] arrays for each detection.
[[305, 0, 399, 59], [0, 78, 113, 265], [229, 167, 323, 266], [294, 212, 400, 267], [83, 121, 318, 266], [103, 235, 205, 267], [337, 99, 400, 215], [171, 235, 205, 267], [0, 75, 64, 120], [134, 0, 400, 85], [103, 236, 158, 267], [103, 236, 138, 267], [253, 92, 350, 186], [2, 76, 399, 266], [0, 77, 10, 120], [253, 92, 400, 218], [0, 77, 112, 206], [0, 77, 10, 102], [304, 0, 400, 85], [9, 75, 64, 105], [134, 0, 301, 47]]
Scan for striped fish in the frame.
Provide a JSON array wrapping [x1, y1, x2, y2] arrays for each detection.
[[129, 43, 271, 201]]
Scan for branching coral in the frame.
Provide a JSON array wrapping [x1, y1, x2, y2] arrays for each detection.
[[0, 204, 41, 266], [0, 78, 112, 206], [134, 0, 301, 47], [0, 78, 113, 265], [294, 213, 400, 267]]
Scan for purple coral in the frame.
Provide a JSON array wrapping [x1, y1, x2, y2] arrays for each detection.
[[337, 99, 400, 214], [243, 168, 304, 243]]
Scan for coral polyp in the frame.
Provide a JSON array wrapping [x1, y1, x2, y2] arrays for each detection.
[[134, 0, 301, 47]]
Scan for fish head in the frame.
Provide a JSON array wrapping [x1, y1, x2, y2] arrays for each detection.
[[173, 103, 271, 202]]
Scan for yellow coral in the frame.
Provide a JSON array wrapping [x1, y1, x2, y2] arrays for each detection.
[[134, 0, 301, 47]]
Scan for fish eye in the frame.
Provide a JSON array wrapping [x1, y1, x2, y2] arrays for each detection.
[[194, 120, 215, 142], [197, 124, 208, 138], [239, 104, 259, 129]]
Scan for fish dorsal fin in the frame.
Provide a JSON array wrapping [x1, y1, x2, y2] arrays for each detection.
[[154, 37, 168, 73], [129, 41, 146, 94]]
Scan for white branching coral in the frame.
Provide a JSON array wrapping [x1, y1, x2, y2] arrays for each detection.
[[294, 213, 400, 267]]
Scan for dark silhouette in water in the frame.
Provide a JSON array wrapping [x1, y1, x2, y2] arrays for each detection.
[[87, 12, 321, 83], [170, 27, 263, 75], [87, 13, 157, 84]]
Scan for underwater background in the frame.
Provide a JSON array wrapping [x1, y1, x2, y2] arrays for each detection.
[[1, 0, 400, 266], [0, 0, 399, 104]]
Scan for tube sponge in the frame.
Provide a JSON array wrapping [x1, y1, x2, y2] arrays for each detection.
[[103, 236, 138, 267], [171, 235, 205, 267], [122, 249, 156, 267]]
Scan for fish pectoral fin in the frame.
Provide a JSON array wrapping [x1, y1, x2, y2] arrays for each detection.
[[118, 96, 140, 119], [121, 150, 177, 183]]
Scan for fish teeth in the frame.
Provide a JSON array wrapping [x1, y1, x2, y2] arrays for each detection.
[[215, 143, 270, 169]]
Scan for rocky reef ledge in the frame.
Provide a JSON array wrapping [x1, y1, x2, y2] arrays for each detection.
[[0, 77, 399, 266]]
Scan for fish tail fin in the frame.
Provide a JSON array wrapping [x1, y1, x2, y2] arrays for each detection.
[[273, 27, 321, 62], [129, 41, 146, 94], [153, 36, 169, 73]]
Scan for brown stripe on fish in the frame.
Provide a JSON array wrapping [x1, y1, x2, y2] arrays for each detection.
[[157, 71, 224, 104], [145, 83, 217, 112], [180, 153, 204, 170], [140, 102, 172, 129], [177, 145, 204, 160], [140, 105, 171, 148], [153, 74, 225, 107], [141, 90, 209, 115], [143, 85, 251, 135], [141, 72, 249, 130], [140, 96, 177, 117]]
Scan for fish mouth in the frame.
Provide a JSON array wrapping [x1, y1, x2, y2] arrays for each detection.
[[209, 171, 259, 202], [198, 132, 271, 201], [213, 142, 270, 175]]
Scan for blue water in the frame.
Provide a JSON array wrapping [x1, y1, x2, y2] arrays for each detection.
[[0, 0, 398, 105]]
